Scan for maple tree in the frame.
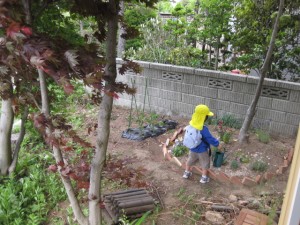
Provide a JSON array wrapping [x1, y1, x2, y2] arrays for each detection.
[[0, 0, 157, 224]]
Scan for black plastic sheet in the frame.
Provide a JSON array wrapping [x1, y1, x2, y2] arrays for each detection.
[[122, 120, 178, 141]]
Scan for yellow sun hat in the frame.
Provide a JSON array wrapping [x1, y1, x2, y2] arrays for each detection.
[[189, 104, 214, 130]]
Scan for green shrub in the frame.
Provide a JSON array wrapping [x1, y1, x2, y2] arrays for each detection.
[[230, 160, 239, 170], [221, 114, 242, 129], [221, 132, 232, 144], [250, 160, 268, 172], [172, 145, 189, 157], [256, 130, 270, 144]]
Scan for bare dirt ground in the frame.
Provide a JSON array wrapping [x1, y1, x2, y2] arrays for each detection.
[[85, 105, 295, 225]]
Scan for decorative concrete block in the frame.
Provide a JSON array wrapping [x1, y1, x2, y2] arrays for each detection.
[[219, 72, 247, 82], [232, 82, 256, 94], [269, 122, 298, 137], [195, 69, 220, 78], [263, 78, 277, 87], [147, 78, 162, 88], [205, 98, 219, 111], [182, 93, 205, 105], [181, 83, 194, 94], [149, 96, 172, 110], [170, 102, 194, 116], [183, 74, 196, 84], [193, 85, 218, 98], [272, 99, 300, 114], [159, 90, 182, 101], [147, 87, 161, 97], [160, 80, 182, 92], [149, 62, 173, 71], [247, 76, 260, 84], [285, 113, 300, 126], [135, 60, 151, 68], [256, 108, 286, 123], [229, 102, 248, 115], [143, 68, 162, 79], [170, 65, 195, 74], [290, 90, 300, 103], [243, 94, 273, 109], [218, 89, 244, 104], [276, 80, 300, 91], [216, 100, 231, 112], [194, 75, 209, 87]]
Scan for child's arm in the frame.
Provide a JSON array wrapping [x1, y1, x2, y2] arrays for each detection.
[[202, 127, 219, 147]]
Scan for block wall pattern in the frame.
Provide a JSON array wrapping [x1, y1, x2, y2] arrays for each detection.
[[115, 60, 300, 137]]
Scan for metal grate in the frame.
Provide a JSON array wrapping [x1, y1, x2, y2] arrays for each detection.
[[262, 87, 289, 100], [208, 78, 232, 90], [162, 71, 183, 81]]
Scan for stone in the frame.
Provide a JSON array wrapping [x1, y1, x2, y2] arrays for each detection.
[[205, 211, 225, 225], [229, 194, 238, 202]]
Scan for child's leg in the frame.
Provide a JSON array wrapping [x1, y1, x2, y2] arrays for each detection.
[[183, 151, 198, 178], [198, 151, 210, 183]]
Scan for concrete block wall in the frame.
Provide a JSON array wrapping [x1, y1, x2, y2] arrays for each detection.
[[115, 59, 300, 137]]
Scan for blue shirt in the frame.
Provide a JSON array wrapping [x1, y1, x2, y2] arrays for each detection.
[[190, 126, 219, 153]]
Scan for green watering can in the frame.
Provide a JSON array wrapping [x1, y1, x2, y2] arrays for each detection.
[[212, 150, 228, 167]]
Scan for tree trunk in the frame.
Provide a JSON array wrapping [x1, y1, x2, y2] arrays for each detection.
[[88, 0, 118, 224], [8, 107, 28, 175], [214, 37, 220, 70], [0, 98, 14, 175], [238, 0, 285, 143], [117, 1, 125, 58], [52, 145, 88, 225], [38, 69, 50, 116]]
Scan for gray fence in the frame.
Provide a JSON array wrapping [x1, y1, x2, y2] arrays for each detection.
[[115, 59, 300, 137]]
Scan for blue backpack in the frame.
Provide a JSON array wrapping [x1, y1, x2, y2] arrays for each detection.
[[183, 125, 202, 149]]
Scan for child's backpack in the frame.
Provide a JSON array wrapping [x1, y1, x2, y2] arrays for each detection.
[[183, 125, 202, 149]]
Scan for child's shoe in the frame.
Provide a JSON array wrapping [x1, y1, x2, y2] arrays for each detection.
[[183, 171, 192, 179], [200, 176, 210, 183]]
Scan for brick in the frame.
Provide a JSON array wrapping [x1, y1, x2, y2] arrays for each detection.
[[288, 148, 294, 163], [194, 75, 208, 86], [229, 102, 248, 115], [230, 176, 243, 185], [256, 108, 286, 123], [278, 166, 289, 174], [243, 94, 273, 109], [269, 122, 298, 137], [285, 113, 300, 126], [233, 82, 256, 94], [193, 85, 218, 98], [255, 175, 263, 184], [283, 159, 289, 166], [272, 99, 300, 114], [216, 171, 230, 183], [195, 68, 220, 78], [191, 166, 202, 175], [263, 172, 276, 180], [290, 90, 300, 103], [181, 83, 194, 94], [242, 177, 257, 187], [207, 169, 217, 180], [220, 72, 247, 82], [275, 79, 300, 91]]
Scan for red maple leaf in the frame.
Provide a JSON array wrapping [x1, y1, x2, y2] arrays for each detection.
[[6, 22, 20, 38], [20, 26, 32, 36]]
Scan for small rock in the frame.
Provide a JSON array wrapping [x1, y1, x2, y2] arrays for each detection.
[[205, 211, 224, 225], [229, 194, 238, 202], [238, 200, 249, 206]]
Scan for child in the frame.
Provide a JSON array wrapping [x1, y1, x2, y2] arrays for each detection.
[[182, 104, 220, 183]]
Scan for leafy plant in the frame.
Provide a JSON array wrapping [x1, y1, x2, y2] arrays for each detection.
[[221, 131, 232, 144], [172, 144, 189, 157], [256, 129, 270, 144], [230, 160, 239, 170], [221, 114, 242, 129], [250, 160, 268, 172]]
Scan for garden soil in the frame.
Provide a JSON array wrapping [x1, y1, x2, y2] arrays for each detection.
[[59, 105, 295, 225]]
